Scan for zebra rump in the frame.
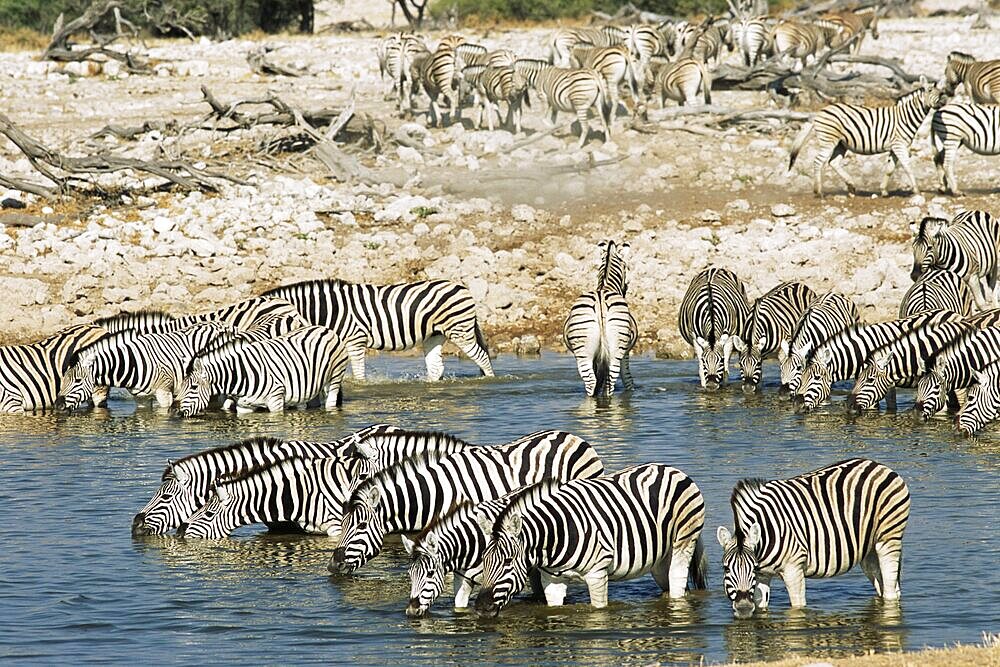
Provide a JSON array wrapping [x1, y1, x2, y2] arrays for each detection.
[[678, 267, 751, 390]]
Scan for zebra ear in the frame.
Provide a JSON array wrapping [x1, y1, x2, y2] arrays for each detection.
[[874, 351, 890, 370], [778, 339, 790, 360], [757, 336, 766, 351], [359, 484, 381, 507], [716, 526, 734, 548], [618, 242, 631, 259], [401, 534, 416, 555], [732, 336, 746, 353], [918, 74, 928, 89], [817, 347, 833, 366], [352, 437, 377, 460], [972, 369, 987, 385], [214, 484, 230, 504], [476, 512, 495, 537], [500, 511, 523, 537], [745, 522, 762, 550]]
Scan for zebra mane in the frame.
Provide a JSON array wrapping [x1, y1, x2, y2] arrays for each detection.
[[260, 278, 353, 296], [491, 478, 565, 536], [94, 309, 176, 331], [729, 477, 769, 544], [167, 436, 287, 479], [348, 453, 444, 505], [182, 337, 251, 375], [413, 500, 478, 543], [948, 51, 974, 64], [66, 328, 144, 368], [915, 216, 948, 240]]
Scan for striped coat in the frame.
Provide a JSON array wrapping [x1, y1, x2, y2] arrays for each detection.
[[944, 52, 1000, 104], [678, 268, 751, 389], [514, 60, 612, 148], [736, 281, 817, 392], [957, 358, 1000, 435], [780, 292, 861, 394], [910, 210, 1000, 309], [898, 268, 974, 317], [930, 104, 1000, 195]]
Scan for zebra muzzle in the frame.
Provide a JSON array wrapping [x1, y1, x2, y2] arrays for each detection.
[[405, 599, 426, 618], [473, 594, 501, 617], [845, 394, 862, 415], [741, 382, 759, 395], [131, 513, 151, 536]]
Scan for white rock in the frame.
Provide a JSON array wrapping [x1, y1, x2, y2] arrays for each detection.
[[770, 203, 796, 217], [511, 204, 535, 223], [412, 222, 430, 236], [727, 199, 751, 212], [700, 209, 721, 223], [152, 216, 175, 234]]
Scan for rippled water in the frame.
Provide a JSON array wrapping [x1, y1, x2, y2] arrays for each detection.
[[1, 354, 998, 665]]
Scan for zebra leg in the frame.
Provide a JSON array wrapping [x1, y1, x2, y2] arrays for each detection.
[[947, 390, 961, 414], [235, 398, 256, 414], [942, 139, 962, 195], [667, 537, 698, 598], [453, 576, 475, 609], [781, 564, 807, 608], [583, 569, 610, 608], [889, 145, 918, 196], [875, 540, 902, 600], [826, 143, 856, 196], [423, 334, 446, 381], [861, 550, 884, 597], [265, 390, 286, 413], [573, 352, 598, 396], [539, 571, 568, 606], [621, 353, 635, 391], [756, 573, 773, 610], [446, 326, 494, 377], [879, 153, 900, 197], [885, 387, 897, 413], [323, 383, 342, 409], [347, 342, 367, 381], [576, 108, 590, 149], [154, 388, 173, 409]]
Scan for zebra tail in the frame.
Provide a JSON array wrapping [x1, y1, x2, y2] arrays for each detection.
[[689, 535, 709, 590], [475, 321, 491, 376], [697, 60, 712, 105], [788, 120, 813, 171], [595, 75, 613, 130], [592, 336, 610, 397]]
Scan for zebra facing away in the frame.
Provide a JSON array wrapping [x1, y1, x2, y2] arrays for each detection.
[[177, 326, 349, 416], [651, 57, 712, 108], [564, 240, 637, 397], [131, 424, 398, 536], [779, 292, 861, 395], [261, 279, 493, 381], [328, 430, 605, 574], [0, 324, 106, 414], [734, 281, 817, 393], [513, 59, 612, 149], [678, 267, 751, 390], [944, 52, 1000, 104], [718, 458, 910, 618], [957, 360, 1000, 435], [910, 211, 1000, 309], [930, 104, 1000, 195], [898, 268, 974, 318], [788, 82, 948, 197], [474, 464, 707, 615]]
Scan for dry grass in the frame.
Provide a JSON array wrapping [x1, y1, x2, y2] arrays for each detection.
[[0, 27, 48, 52], [714, 643, 1000, 667]]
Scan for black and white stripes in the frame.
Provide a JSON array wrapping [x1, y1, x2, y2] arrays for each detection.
[[930, 104, 1000, 196], [678, 268, 751, 390]]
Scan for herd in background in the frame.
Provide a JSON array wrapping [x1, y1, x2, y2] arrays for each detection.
[[675, 207, 1000, 435], [376, 6, 1000, 195]]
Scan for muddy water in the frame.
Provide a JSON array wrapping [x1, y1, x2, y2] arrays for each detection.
[[1, 354, 997, 665]]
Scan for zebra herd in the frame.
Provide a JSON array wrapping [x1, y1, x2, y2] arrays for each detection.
[[133, 421, 910, 620], [677, 208, 1000, 435], [0, 278, 493, 415]]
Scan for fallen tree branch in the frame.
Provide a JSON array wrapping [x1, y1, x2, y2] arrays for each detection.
[[500, 122, 574, 154], [44, 0, 149, 72], [828, 54, 933, 84], [247, 46, 307, 77]]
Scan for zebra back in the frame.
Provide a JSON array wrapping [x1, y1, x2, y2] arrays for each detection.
[[94, 310, 178, 334], [931, 104, 1000, 155], [352, 429, 475, 471], [596, 240, 629, 296], [678, 268, 750, 348], [899, 268, 974, 317], [958, 357, 1000, 434]]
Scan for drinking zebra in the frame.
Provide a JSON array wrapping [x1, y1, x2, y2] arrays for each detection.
[[570, 45, 640, 115], [651, 58, 712, 108], [788, 82, 948, 197], [930, 104, 1000, 195], [678, 267, 751, 390], [913, 325, 1000, 420], [459, 65, 528, 133], [177, 326, 349, 416], [793, 309, 964, 412], [0, 324, 106, 413], [131, 424, 398, 536], [957, 359, 1000, 435], [943, 52, 1000, 104], [262, 278, 494, 381], [93, 310, 177, 334], [847, 318, 972, 414], [910, 210, 1000, 309], [718, 458, 910, 617], [328, 430, 604, 573], [734, 281, 817, 393], [474, 463, 707, 615], [513, 59, 612, 148], [898, 268, 974, 318], [564, 240, 637, 397], [779, 292, 861, 394]]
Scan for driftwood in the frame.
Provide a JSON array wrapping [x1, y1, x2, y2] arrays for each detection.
[[44, 0, 148, 72], [246, 46, 307, 77]]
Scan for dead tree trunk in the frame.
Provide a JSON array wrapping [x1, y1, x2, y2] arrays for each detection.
[[44, 0, 149, 72]]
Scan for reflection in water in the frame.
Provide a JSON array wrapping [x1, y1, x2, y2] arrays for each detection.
[[134, 533, 336, 576]]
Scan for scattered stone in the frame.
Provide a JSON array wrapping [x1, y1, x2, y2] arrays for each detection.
[[1, 198, 25, 209], [699, 209, 721, 223], [513, 334, 541, 356], [770, 203, 796, 217], [511, 204, 535, 223]]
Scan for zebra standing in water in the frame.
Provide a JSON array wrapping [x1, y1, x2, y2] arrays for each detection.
[[910, 211, 1000, 309], [474, 464, 707, 615], [328, 430, 604, 573], [957, 359, 1000, 434], [718, 458, 910, 617], [788, 82, 948, 197], [263, 279, 493, 381], [930, 104, 1000, 195], [131, 424, 398, 535], [734, 281, 817, 393], [513, 59, 612, 148], [564, 240, 637, 397], [944, 52, 1000, 104], [678, 268, 751, 390], [898, 268, 974, 317], [913, 325, 1000, 419], [779, 292, 861, 394], [0, 324, 106, 413]]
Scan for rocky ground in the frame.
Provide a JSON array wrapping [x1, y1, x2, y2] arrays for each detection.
[[1, 8, 999, 357]]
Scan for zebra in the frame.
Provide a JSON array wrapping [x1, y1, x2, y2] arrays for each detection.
[[459, 65, 528, 133], [570, 45, 640, 116], [262, 278, 494, 381], [930, 104, 1000, 195], [93, 309, 177, 334], [910, 210, 1000, 309], [547, 28, 612, 67], [820, 7, 879, 54], [684, 18, 734, 66], [473, 463, 707, 615], [769, 20, 836, 71], [732, 16, 773, 67], [513, 59, 612, 148], [55, 322, 238, 411], [779, 292, 861, 395], [621, 24, 664, 82], [734, 281, 817, 393], [678, 267, 751, 390], [789, 82, 948, 197], [793, 309, 964, 412], [846, 318, 973, 414], [564, 240, 637, 397], [411, 44, 463, 127], [899, 268, 974, 318], [176, 296, 309, 336], [177, 325, 349, 416], [944, 52, 1000, 104], [913, 325, 1000, 420], [651, 57, 713, 108], [957, 359, 1000, 435], [131, 424, 398, 536], [387, 34, 430, 113], [328, 429, 605, 573], [0, 324, 106, 414], [718, 458, 910, 617]]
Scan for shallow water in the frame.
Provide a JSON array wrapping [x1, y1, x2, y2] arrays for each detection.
[[1, 354, 998, 665]]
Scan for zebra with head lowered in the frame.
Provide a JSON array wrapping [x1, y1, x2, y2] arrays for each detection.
[[177, 325, 348, 416], [513, 59, 612, 149], [564, 240, 637, 397], [678, 268, 751, 390], [178, 429, 475, 539], [734, 281, 816, 393], [789, 82, 948, 197], [0, 324, 106, 413], [328, 430, 605, 574], [131, 424, 398, 536], [910, 211, 1000, 309], [943, 52, 1000, 104], [794, 309, 964, 412], [913, 325, 1000, 420], [474, 463, 707, 615], [718, 458, 910, 618], [847, 318, 972, 414], [957, 358, 1000, 435], [899, 268, 974, 318], [261, 279, 493, 382], [779, 292, 860, 395], [931, 104, 1000, 196], [650, 57, 712, 108]]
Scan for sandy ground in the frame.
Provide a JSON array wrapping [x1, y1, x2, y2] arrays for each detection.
[[711, 642, 1000, 666], [1, 11, 999, 358]]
